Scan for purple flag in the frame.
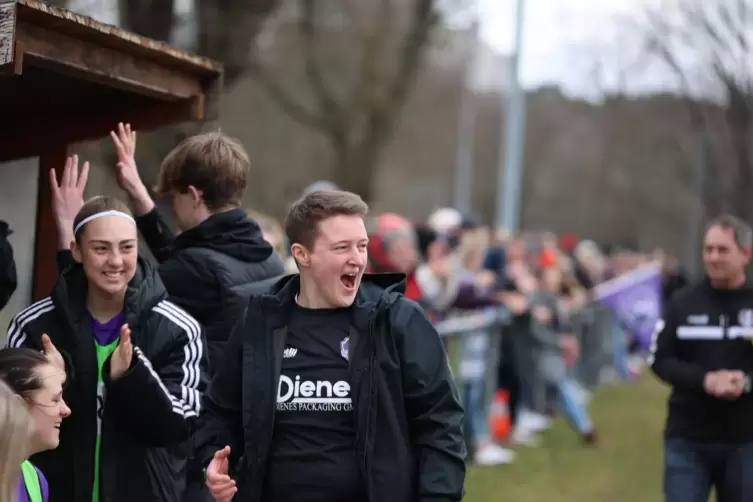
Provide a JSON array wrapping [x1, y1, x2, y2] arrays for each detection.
[[593, 264, 663, 352]]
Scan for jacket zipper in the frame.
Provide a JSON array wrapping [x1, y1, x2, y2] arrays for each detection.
[[363, 312, 376, 502]]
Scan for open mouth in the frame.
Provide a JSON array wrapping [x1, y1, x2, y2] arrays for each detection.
[[104, 271, 123, 279], [340, 273, 357, 290]]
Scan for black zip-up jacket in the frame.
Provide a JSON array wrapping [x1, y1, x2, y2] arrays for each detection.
[[194, 273, 467, 502], [650, 277, 753, 442], [6, 258, 209, 502], [59, 208, 285, 372]]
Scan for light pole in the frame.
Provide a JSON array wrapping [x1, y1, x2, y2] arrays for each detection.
[[495, 0, 526, 232]]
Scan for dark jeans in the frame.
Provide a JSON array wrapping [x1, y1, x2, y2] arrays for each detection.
[[664, 438, 753, 502]]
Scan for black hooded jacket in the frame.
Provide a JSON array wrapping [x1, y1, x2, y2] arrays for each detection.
[[194, 273, 467, 502], [59, 208, 285, 370], [6, 258, 209, 502]]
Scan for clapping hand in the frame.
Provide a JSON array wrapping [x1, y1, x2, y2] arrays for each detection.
[[41, 334, 65, 373], [110, 324, 134, 381], [206, 446, 237, 502], [704, 370, 746, 400]]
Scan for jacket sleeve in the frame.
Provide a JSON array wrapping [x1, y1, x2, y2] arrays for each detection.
[[194, 307, 247, 470], [0, 222, 17, 312], [6, 317, 39, 349], [649, 300, 706, 391], [134, 208, 177, 263], [392, 299, 466, 502], [103, 309, 208, 446]]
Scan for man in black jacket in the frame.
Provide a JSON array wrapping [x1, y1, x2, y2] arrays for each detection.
[[195, 190, 466, 502], [650, 214, 753, 502]]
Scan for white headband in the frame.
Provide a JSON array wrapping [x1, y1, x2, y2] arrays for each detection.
[[73, 210, 136, 235]]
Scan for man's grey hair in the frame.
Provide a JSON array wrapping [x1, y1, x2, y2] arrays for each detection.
[[708, 214, 753, 249]]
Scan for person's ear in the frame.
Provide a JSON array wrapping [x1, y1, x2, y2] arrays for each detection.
[[187, 185, 204, 208], [291, 243, 311, 269], [71, 240, 83, 263]]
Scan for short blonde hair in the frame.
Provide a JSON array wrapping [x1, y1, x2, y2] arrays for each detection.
[[0, 379, 34, 502], [155, 132, 249, 209]]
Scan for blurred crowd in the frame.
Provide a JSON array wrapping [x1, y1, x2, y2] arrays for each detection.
[[249, 196, 689, 467]]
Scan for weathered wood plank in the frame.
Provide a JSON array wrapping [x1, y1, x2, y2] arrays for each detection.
[[17, 24, 204, 100], [0, 0, 17, 68], [0, 99, 201, 162], [17, 0, 220, 75]]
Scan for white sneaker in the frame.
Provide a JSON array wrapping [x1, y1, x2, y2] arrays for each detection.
[[510, 426, 541, 447], [474, 444, 516, 466], [518, 410, 551, 432]]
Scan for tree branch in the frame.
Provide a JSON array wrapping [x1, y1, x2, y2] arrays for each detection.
[[297, 0, 346, 138], [359, 0, 437, 151], [249, 58, 330, 130]]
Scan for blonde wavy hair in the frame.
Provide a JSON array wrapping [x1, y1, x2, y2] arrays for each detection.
[[457, 227, 491, 272], [0, 378, 34, 502]]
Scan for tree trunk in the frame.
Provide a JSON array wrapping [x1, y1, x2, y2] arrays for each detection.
[[196, 0, 278, 87], [331, 142, 381, 203], [119, 0, 176, 42]]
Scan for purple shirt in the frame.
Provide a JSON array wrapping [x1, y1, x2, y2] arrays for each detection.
[[90, 312, 125, 346], [16, 465, 49, 502]]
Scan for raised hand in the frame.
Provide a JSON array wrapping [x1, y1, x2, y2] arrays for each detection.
[[51, 155, 89, 247], [110, 122, 154, 216], [110, 324, 134, 381], [206, 446, 237, 502]]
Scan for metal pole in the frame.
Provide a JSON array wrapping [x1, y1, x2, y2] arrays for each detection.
[[452, 17, 479, 215], [686, 129, 709, 279], [495, 0, 526, 232]]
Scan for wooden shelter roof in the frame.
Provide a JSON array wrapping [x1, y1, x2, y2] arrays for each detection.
[[0, 0, 224, 161]]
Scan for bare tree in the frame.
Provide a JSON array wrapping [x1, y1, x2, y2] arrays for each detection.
[[639, 0, 753, 220], [196, 0, 278, 84], [249, 0, 441, 201], [111, 0, 280, 188], [117, 0, 278, 84]]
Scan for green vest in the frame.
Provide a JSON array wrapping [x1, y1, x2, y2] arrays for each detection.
[[21, 460, 43, 502]]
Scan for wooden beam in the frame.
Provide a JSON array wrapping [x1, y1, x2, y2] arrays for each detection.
[[16, 23, 205, 100], [0, 0, 18, 72], [32, 144, 66, 301], [0, 98, 201, 162]]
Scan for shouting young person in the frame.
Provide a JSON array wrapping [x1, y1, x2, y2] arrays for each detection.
[[196, 190, 467, 502]]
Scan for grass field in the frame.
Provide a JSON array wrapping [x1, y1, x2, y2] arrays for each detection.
[[463, 375, 669, 502]]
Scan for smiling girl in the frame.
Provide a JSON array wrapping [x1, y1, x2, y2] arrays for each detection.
[[0, 348, 70, 502], [5, 196, 208, 502]]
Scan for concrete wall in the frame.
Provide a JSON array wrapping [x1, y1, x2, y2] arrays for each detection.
[[0, 159, 39, 344]]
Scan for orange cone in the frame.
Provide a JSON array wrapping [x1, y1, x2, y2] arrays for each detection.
[[489, 389, 512, 442]]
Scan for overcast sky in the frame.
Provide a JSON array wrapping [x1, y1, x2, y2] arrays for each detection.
[[476, 0, 678, 98]]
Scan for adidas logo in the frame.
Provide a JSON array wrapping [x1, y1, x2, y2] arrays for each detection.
[[283, 347, 298, 359]]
